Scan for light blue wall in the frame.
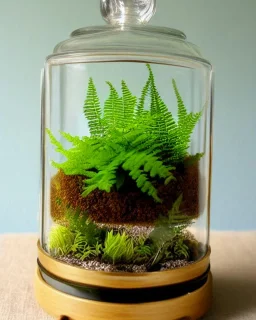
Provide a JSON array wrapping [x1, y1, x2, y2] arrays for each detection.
[[0, 0, 255, 233]]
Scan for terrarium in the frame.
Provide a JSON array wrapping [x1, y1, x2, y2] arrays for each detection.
[[35, 1, 214, 319]]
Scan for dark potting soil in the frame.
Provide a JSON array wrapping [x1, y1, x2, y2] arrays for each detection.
[[51, 162, 199, 224], [58, 255, 192, 273]]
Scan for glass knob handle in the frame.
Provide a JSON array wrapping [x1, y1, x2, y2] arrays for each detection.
[[100, 0, 156, 25]]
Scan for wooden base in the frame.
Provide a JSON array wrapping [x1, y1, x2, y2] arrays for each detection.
[[37, 242, 211, 288], [35, 267, 212, 320]]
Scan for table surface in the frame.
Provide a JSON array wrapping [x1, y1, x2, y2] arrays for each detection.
[[0, 231, 255, 320]]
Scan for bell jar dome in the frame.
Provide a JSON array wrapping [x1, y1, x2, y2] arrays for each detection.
[[35, 1, 214, 319]]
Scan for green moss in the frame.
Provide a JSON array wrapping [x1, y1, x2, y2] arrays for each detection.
[[48, 225, 75, 256], [47, 196, 196, 268], [103, 230, 134, 264]]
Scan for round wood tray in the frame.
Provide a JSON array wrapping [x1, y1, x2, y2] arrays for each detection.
[[37, 241, 210, 289], [35, 267, 212, 320]]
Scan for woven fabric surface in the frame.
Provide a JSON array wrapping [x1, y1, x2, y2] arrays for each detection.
[[0, 231, 255, 320]]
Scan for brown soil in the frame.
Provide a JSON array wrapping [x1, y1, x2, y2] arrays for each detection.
[[51, 163, 199, 224], [50, 171, 86, 221]]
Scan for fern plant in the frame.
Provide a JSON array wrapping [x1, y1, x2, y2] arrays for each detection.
[[172, 236, 190, 259], [47, 127, 175, 203], [134, 236, 153, 264], [47, 64, 203, 203], [148, 195, 193, 267], [166, 194, 196, 226], [64, 208, 105, 246]]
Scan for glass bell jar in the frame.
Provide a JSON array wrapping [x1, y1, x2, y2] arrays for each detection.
[[35, 1, 214, 319]]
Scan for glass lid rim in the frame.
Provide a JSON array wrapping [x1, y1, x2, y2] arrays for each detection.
[[71, 25, 187, 40], [45, 51, 212, 68]]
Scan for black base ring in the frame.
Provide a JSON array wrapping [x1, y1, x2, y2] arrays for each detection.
[[38, 259, 210, 304]]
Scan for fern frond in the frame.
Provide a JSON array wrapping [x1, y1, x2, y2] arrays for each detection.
[[47, 132, 107, 176], [59, 131, 82, 146], [136, 75, 150, 116], [171, 80, 203, 161], [148, 226, 176, 266], [172, 79, 187, 128], [103, 81, 122, 130], [167, 195, 195, 226], [134, 237, 153, 263], [147, 194, 194, 266], [65, 208, 105, 246], [173, 237, 190, 259], [82, 151, 125, 196], [145, 66, 182, 164], [120, 80, 137, 127], [78, 130, 175, 202], [46, 129, 66, 154], [122, 150, 174, 202], [84, 78, 103, 137], [147, 63, 160, 115], [82, 169, 117, 195]]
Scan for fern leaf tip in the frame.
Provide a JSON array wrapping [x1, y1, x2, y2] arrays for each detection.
[[146, 63, 152, 72]]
